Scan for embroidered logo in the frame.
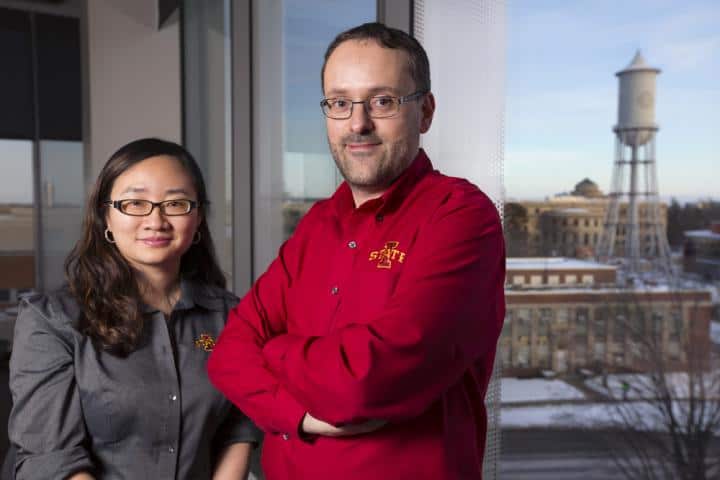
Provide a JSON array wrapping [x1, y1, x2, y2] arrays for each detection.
[[194, 333, 216, 352], [368, 241, 407, 269]]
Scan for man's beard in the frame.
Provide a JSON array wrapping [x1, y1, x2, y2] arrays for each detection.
[[329, 134, 409, 191]]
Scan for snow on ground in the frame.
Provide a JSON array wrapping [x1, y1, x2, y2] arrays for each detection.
[[585, 372, 720, 400], [501, 403, 614, 429], [501, 378, 586, 404], [502, 401, 719, 431], [501, 374, 720, 431]]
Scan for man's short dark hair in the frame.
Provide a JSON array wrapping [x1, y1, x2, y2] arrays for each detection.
[[321, 22, 431, 94]]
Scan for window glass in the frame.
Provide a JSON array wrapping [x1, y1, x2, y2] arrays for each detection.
[[503, 2, 718, 477], [252, 0, 376, 274], [183, 0, 234, 284], [0, 140, 34, 346], [38, 140, 84, 290]]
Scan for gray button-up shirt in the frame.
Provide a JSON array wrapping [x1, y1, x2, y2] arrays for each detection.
[[8, 281, 262, 480]]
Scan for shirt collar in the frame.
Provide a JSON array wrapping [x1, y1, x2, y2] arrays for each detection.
[[331, 148, 433, 218], [142, 278, 227, 314]]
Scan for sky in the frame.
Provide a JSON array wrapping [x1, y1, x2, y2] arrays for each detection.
[[1, 1, 716, 204], [505, 0, 719, 201]]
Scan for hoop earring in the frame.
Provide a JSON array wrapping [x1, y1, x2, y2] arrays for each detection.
[[104, 228, 116, 243], [193, 231, 202, 244]]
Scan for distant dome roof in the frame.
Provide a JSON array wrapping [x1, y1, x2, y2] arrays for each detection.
[[572, 178, 604, 198]]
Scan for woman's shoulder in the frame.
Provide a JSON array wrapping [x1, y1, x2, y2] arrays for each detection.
[[15, 286, 82, 344]]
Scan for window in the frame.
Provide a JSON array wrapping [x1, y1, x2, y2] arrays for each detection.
[[516, 309, 531, 337], [39, 140, 84, 290], [593, 309, 607, 339], [503, 3, 716, 476], [0, 8, 82, 294], [635, 308, 647, 338], [251, 0, 376, 274], [652, 311, 664, 340], [555, 308, 570, 328], [0, 141, 34, 306], [669, 308, 682, 341], [500, 321, 512, 367], [575, 308, 588, 335], [593, 342, 605, 362], [183, 0, 234, 284], [613, 313, 626, 343]]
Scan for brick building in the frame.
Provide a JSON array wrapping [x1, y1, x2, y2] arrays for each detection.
[[501, 258, 712, 376]]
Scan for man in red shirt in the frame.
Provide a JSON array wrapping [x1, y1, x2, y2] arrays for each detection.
[[208, 22, 505, 479]]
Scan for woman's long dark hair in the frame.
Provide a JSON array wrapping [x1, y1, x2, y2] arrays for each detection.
[[65, 138, 226, 356]]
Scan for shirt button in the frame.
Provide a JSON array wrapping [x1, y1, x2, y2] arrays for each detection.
[[330, 286, 339, 295], [282, 433, 289, 441], [168, 446, 175, 454], [169, 394, 177, 401], [375, 214, 384, 222], [348, 240, 357, 249]]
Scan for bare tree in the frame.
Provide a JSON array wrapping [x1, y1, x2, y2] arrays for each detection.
[[592, 290, 720, 480]]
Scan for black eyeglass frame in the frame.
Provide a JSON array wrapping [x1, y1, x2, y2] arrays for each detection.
[[103, 199, 200, 216], [319, 90, 428, 119]]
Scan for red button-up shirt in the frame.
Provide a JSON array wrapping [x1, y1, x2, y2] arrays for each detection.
[[208, 150, 505, 479]]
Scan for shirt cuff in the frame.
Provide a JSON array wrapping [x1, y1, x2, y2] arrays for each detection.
[[15, 446, 95, 480], [273, 385, 309, 441], [214, 409, 265, 451]]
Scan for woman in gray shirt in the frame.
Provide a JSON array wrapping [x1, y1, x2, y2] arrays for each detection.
[[8, 138, 261, 479]]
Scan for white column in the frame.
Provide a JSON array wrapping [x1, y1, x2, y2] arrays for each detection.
[[414, 1, 506, 477], [86, 0, 182, 178]]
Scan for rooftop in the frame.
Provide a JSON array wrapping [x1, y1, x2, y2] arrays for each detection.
[[507, 257, 616, 271], [685, 230, 720, 241]]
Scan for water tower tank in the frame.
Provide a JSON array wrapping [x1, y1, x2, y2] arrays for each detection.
[[615, 50, 660, 146]]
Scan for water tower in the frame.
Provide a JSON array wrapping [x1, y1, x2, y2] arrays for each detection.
[[596, 51, 672, 275]]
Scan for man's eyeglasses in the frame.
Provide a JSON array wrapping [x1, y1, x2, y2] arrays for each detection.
[[104, 199, 199, 216], [320, 91, 427, 120]]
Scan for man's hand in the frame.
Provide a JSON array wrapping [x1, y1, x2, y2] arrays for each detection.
[[301, 412, 386, 437]]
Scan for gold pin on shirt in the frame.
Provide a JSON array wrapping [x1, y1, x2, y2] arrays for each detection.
[[194, 333, 216, 352]]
